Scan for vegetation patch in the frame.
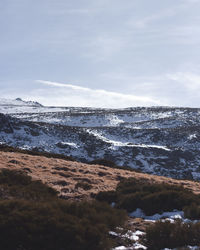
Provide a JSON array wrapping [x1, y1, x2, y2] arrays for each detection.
[[183, 203, 200, 220], [90, 159, 117, 168], [96, 178, 200, 216], [0, 169, 127, 250], [0, 144, 75, 162], [89, 158, 140, 172], [0, 168, 58, 200], [75, 181, 93, 190], [144, 220, 200, 250]]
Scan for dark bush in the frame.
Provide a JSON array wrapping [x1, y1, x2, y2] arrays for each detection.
[[184, 203, 200, 220], [89, 158, 138, 172], [0, 169, 58, 200], [139, 190, 198, 215], [90, 159, 117, 167], [0, 169, 127, 250], [145, 220, 200, 250], [116, 192, 144, 213], [96, 190, 118, 203], [0, 199, 127, 250], [96, 178, 200, 215]]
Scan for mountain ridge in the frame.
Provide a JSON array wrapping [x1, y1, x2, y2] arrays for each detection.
[[1, 98, 200, 180]]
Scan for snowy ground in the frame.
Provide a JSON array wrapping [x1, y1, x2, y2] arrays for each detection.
[[111, 208, 200, 250], [110, 228, 146, 250], [129, 209, 184, 222], [2, 98, 200, 180]]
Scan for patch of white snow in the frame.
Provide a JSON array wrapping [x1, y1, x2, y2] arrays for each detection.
[[106, 115, 124, 126], [60, 142, 78, 148], [188, 134, 197, 140], [86, 130, 171, 151], [130, 208, 184, 221]]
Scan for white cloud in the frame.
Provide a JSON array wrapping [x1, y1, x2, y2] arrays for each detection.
[[3, 71, 200, 108], [36, 80, 161, 108], [167, 72, 200, 91], [97, 70, 200, 108]]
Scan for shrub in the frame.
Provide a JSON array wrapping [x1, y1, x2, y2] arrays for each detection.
[[95, 190, 118, 203], [89, 158, 138, 172], [184, 203, 200, 220], [0, 169, 58, 200], [96, 178, 200, 215], [90, 159, 117, 168], [0, 169, 127, 250], [145, 220, 200, 250], [139, 190, 198, 215], [0, 199, 127, 250]]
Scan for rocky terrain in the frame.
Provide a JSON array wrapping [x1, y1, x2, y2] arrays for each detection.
[[1, 98, 200, 180]]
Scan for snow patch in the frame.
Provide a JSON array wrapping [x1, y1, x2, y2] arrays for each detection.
[[111, 230, 146, 250], [188, 134, 197, 140], [113, 247, 127, 250], [163, 247, 200, 250], [106, 115, 124, 126], [110, 230, 144, 241], [59, 142, 78, 148], [130, 208, 184, 221], [133, 243, 147, 249], [87, 130, 171, 151]]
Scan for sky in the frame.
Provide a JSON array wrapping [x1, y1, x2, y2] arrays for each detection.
[[1, 0, 200, 108]]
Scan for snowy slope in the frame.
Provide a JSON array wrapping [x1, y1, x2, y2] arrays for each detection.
[[0, 98, 43, 107], [1, 98, 200, 180]]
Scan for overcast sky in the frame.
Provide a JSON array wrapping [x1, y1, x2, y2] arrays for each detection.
[[1, 0, 200, 108]]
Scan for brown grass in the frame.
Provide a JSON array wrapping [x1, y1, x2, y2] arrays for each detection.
[[0, 151, 200, 200]]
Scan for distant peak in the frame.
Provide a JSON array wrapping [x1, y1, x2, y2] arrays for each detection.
[[27, 100, 43, 107], [0, 98, 43, 107], [16, 98, 43, 107], [15, 98, 22, 101]]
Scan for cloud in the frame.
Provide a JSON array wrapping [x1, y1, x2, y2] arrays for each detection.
[[36, 80, 161, 108], [3, 71, 200, 108], [167, 72, 200, 91], [97, 70, 200, 107]]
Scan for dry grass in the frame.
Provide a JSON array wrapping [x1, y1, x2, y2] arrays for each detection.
[[0, 151, 200, 200]]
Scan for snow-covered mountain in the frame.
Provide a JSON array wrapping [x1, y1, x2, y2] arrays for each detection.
[[1, 98, 200, 180], [0, 97, 42, 107]]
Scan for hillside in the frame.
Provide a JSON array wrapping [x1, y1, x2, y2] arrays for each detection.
[[1, 149, 200, 249], [1, 150, 200, 200], [1, 99, 200, 180]]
